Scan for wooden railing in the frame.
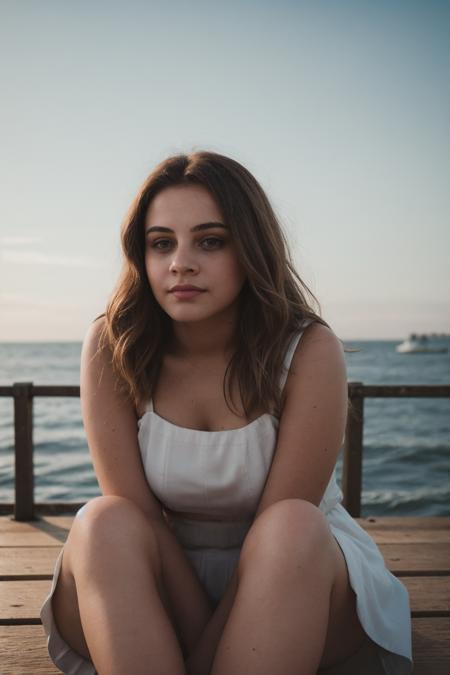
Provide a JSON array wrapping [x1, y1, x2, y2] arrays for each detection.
[[1, 382, 449, 520]]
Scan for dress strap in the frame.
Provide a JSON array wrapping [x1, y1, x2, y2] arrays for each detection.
[[144, 398, 154, 412], [279, 318, 315, 392]]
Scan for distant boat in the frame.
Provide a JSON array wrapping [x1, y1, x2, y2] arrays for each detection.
[[396, 333, 448, 354]]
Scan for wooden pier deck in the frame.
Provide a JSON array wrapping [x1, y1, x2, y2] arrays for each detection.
[[0, 514, 449, 674]]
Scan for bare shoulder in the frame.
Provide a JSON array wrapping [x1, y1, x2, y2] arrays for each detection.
[[284, 321, 347, 410], [81, 316, 109, 365], [299, 321, 343, 350], [80, 315, 131, 418], [80, 316, 118, 393], [293, 322, 345, 368]]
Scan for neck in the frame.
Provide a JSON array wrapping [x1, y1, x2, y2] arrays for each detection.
[[168, 308, 239, 360]]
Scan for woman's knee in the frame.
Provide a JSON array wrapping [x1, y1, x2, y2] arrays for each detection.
[[67, 495, 161, 570], [72, 495, 151, 535], [239, 498, 334, 573]]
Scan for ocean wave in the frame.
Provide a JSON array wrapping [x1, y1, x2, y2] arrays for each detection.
[[362, 485, 450, 516]]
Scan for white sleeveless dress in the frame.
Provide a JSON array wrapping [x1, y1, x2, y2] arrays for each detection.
[[40, 319, 413, 674]]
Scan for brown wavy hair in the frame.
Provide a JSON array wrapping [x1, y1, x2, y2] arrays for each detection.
[[99, 150, 338, 418]]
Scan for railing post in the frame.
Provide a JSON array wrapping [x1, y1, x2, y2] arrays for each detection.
[[13, 382, 34, 520], [343, 382, 364, 517]]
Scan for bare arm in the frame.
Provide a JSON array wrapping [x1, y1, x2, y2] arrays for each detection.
[[80, 318, 213, 656], [80, 319, 164, 518], [186, 323, 347, 673], [253, 322, 347, 517]]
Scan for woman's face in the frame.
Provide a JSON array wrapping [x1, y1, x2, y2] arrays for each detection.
[[144, 184, 247, 325]]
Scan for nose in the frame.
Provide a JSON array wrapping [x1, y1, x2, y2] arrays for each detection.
[[168, 248, 199, 275]]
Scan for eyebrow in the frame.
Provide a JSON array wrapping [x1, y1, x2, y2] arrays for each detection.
[[145, 221, 229, 235]]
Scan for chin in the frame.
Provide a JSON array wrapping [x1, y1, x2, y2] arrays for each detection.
[[165, 304, 235, 324], [163, 307, 211, 323]]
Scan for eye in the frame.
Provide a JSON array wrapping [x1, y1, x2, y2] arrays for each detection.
[[150, 238, 173, 250], [200, 237, 224, 250]]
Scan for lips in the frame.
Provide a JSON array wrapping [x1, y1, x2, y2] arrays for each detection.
[[169, 284, 206, 300], [169, 285, 205, 292]]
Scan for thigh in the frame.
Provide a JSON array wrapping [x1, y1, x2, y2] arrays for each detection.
[[319, 536, 367, 670], [52, 499, 208, 663], [51, 496, 164, 661]]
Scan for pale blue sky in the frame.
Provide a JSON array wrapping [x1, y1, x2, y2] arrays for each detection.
[[1, 0, 449, 340]]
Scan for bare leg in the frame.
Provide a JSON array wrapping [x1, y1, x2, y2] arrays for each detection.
[[52, 496, 186, 675], [210, 499, 366, 675]]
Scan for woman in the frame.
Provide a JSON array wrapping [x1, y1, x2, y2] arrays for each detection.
[[41, 151, 413, 674]]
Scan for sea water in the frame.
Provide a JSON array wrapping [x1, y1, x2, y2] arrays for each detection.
[[0, 340, 449, 516]]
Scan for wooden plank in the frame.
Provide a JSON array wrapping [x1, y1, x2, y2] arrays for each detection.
[[0, 530, 61, 547], [353, 384, 450, 398], [31, 385, 80, 397], [1, 575, 448, 623], [412, 617, 450, 675], [0, 516, 71, 546], [1, 515, 449, 539], [378, 542, 450, 575], [0, 619, 449, 675], [1, 541, 448, 580], [13, 382, 34, 521], [366, 529, 450, 544], [39, 515, 450, 532], [358, 516, 450, 531], [10, 515, 450, 534], [2, 515, 450, 552], [9, 382, 448, 398], [37, 515, 76, 531], [402, 577, 450, 617], [0, 580, 51, 623], [0, 625, 60, 674], [342, 384, 364, 517], [357, 517, 450, 544], [0, 502, 85, 516], [0, 548, 61, 579]]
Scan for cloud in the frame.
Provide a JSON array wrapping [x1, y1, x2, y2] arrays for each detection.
[[0, 292, 77, 310], [0, 236, 41, 246], [0, 233, 108, 269], [0, 250, 106, 269]]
